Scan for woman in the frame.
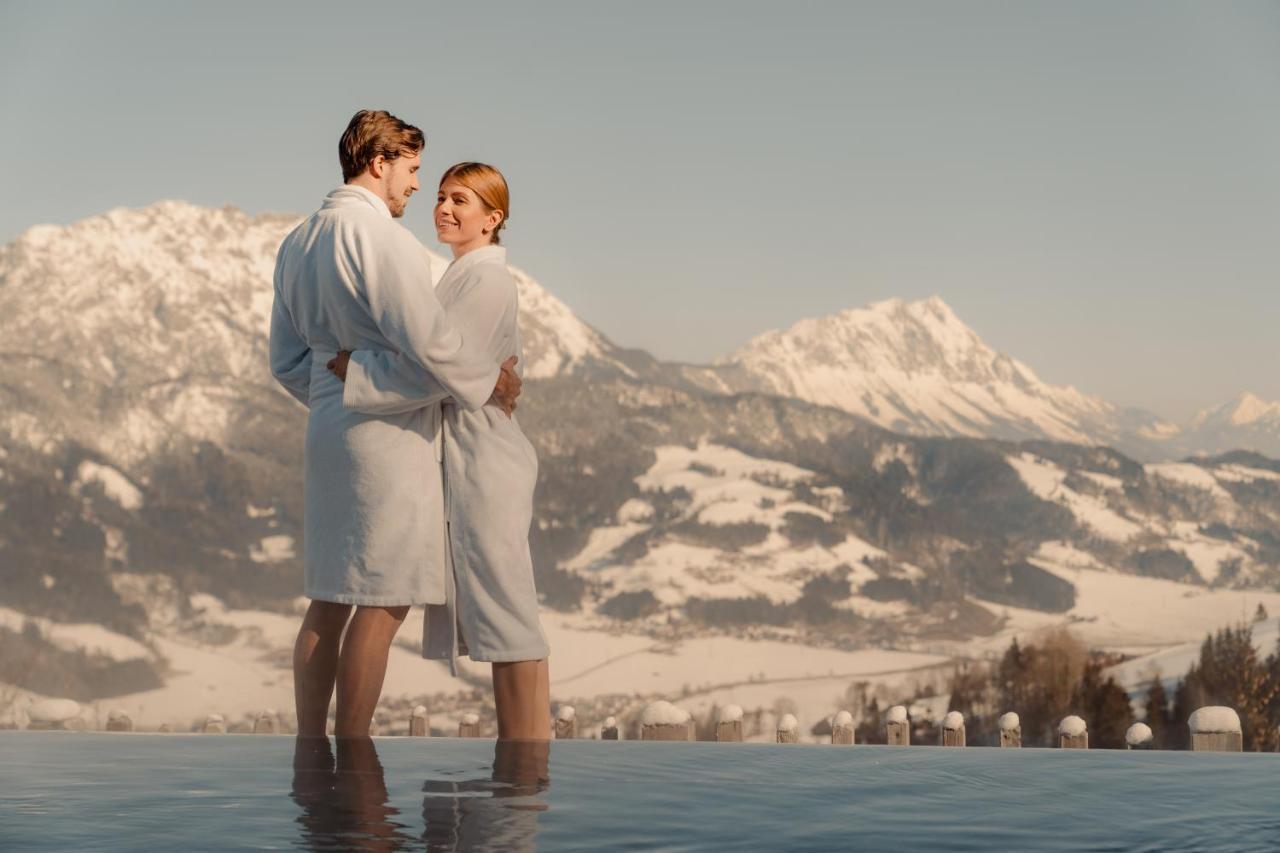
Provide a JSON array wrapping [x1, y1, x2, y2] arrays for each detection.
[[332, 163, 550, 740]]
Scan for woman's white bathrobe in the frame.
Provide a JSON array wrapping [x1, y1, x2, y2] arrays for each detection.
[[268, 185, 499, 606], [343, 245, 549, 668]]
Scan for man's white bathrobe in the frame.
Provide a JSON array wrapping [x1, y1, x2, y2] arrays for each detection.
[[269, 185, 499, 606], [343, 246, 549, 668]]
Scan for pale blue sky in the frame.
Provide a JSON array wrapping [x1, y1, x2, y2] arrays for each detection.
[[2, 1, 1278, 420]]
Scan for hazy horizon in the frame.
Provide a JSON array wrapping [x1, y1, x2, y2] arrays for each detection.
[[3, 0, 1278, 421]]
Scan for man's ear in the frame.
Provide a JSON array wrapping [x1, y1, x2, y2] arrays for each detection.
[[368, 155, 386, 179]]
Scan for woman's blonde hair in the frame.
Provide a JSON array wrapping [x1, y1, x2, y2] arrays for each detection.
[[440, 162, 510, 244]]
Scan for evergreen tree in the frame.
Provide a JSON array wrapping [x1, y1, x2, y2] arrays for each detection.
[[1170, 678, 1194, 750], [1073, 658, 1134, 749], [1143, 675, 1171, 749], [856, 696, 883, 745]]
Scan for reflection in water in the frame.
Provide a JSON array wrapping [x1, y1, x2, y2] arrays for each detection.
[[291, 735, 417, 851], [422, 739, 551, 852], [290, 737, 550, 852]]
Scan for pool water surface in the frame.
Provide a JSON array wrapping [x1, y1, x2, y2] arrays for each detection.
[[2, 733, 1277, 850]]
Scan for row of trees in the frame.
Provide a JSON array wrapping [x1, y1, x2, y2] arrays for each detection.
[[941, 623, 1280, 750]]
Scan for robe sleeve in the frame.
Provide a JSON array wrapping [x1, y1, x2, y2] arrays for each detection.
[[343, 264, 517, 414], [355, 225, 499, 411], [267, 244, 312, 408], [343, 349, 453, 415]]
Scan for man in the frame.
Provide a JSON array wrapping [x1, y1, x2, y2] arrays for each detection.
[[270, 109, 521, 737]]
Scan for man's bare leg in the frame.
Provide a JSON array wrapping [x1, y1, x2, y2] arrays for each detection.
[[294, 601, 353, 737], [334, 605, 410, 737], [493, 657, 551, 740]]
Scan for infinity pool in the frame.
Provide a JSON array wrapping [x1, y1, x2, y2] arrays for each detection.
[[2, 733, 1277, 850]]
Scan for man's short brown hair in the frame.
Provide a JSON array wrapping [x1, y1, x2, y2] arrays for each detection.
[[338, 110, 425, 183]]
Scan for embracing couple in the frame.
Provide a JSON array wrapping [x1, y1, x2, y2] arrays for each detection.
[[269, 109, 550, 740]]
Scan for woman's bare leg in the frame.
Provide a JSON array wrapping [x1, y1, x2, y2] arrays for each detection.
[[492, 657, 551, 740], [334, 605, 410, 737], [294, 601, 353, 736]]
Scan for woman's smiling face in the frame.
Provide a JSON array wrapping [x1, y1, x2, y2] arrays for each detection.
[[434, 179, 502, 249]]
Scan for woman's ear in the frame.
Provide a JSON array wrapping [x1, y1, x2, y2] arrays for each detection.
[[486, 209, 504, 234]]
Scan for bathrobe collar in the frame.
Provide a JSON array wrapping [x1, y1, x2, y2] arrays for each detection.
[[447, 245, 507, 276], [322, 184, 392, 219]]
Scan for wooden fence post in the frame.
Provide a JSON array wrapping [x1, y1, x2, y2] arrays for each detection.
[[1125, 722, 1153, 750], [601, 715, 619, 740], [717, 705, 744, 742], [202, 713, 226, 734], [831, 710, 854, 745], [1058, 715, 1088, 749], [410, 705, 430, 737], [941, 711, 965, 747], [998, 712, 1021, 748], [640, 700, 692, 741], [555, 706, 577, 739], [253, 709, 278, 734], [776, 713, 799, 744], [886, 705, 910, 746], [1189, 706, 1242, 752], [458, 713, 481, 738], [106, 709, 133, 733]]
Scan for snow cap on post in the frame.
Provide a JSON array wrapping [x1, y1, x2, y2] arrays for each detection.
[[1188, 706, 1242, 735], [641, 700, 693, 741], [718, 704, 744, 723], [556, 705, 576, 722], [886, 705, 908, 724], [641, 700, 690, 726], [29, 699, 81, 725], [998, 712, 1020, 731], [1125, 722, 1153, 747], [943, 711, 964, 731], [833, 710, 854, 727], [1058, 715, 1087, 737]]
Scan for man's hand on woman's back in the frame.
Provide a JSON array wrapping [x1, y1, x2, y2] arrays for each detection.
[[491, 356, 521, 416], [327, 351, 351, 382]]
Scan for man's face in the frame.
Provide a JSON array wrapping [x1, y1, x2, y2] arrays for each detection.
[[383, 150, 422, 218]]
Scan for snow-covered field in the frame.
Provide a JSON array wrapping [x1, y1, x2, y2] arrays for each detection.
[[0, 595, 946, 733], [962, 541, 1280, 662], [11, 554, 1274, 734]]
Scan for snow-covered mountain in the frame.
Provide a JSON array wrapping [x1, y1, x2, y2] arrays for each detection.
[[683, 296, 1176, 455], [0, 201, 629, 465], [1178, 393, 1280, 460]]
